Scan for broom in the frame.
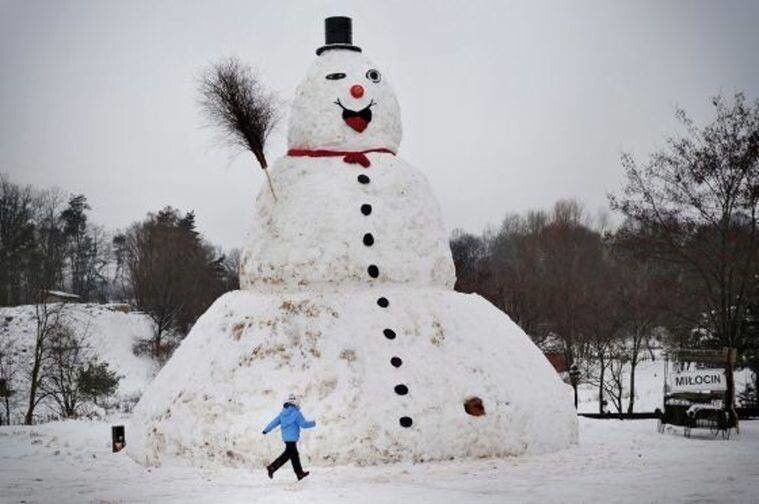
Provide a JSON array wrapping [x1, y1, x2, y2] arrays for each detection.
[[199, 58, 280, 200]]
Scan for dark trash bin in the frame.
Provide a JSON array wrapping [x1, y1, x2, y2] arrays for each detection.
[[112, 425, 125, 453]]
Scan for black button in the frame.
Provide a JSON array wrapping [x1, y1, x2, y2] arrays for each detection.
[[390, 357, 402, 367], [361, 204, 372, 215], [368, 265, 379, 278], [399, 416, 413, 428], [358, 174, 370, 184], [394, 384, 409, 395], [383, 329, 396, 340], [377, 297, 389, 308], [363, 233, 374, 246]]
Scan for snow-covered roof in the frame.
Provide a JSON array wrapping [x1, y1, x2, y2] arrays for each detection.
[[43, 290, 81, 300]]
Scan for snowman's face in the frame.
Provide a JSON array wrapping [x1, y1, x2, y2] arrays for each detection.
[[287, 50, 402, 152]]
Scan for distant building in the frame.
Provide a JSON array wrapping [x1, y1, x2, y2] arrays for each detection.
[[43, 290, 81, 304], [544, 352, 568, 373]]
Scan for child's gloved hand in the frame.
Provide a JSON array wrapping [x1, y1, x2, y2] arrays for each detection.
[[262, 430, 266, 435]]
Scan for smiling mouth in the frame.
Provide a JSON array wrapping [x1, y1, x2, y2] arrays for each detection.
[[334, 99, 375, 133]]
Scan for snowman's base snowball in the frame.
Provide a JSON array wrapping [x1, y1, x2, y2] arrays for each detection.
[[127, 288, 577, 468]]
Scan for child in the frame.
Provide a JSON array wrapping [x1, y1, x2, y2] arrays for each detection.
[[262, 393, 316, 480]]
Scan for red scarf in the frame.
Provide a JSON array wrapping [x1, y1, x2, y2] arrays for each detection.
[[287, 148, 395, 168]]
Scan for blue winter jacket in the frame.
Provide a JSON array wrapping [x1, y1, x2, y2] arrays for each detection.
[[263, 404, 316, 442]]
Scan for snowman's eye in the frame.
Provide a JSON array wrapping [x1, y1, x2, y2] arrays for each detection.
[[366, 69, 381, 83], [326, 73, 346, 80]]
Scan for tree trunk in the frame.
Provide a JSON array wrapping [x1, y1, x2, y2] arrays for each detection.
[[627, 357, 637, 414], [24, 345, 43, 425], [598, 355, 606, 414], [617, 384, 624, 417], [24, 378, 38, 425], [3, 395, 10, 425], [153, 325, 163, 360], [725, 348, 739, 432]]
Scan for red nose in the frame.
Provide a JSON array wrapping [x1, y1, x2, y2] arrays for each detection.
[[350, 85, 364, 99]]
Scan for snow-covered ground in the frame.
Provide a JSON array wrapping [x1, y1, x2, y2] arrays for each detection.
[[1, 417, 756, 503], [576, 356, 755, 414]]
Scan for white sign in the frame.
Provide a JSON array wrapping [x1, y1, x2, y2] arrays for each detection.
[[670, 369, 726, 393]]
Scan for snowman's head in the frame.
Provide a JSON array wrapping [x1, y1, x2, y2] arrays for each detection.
[[287, 19, 402, 152]]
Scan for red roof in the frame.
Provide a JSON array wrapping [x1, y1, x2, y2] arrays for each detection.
[[544, 352, 567, 373]]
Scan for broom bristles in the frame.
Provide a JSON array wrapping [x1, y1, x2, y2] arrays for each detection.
[[199, 58, 281, 200]]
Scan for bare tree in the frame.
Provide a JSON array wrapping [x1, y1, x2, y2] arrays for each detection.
[[482, 214, 544, 339], [40, 323, 86, 418], [28, 188, 68, 300], [121, 218, 183, 360], [450, 200, 612, 364], [199, 58, 280, 199], [40, 322, 120, 418], [603, 349, 627, 415], [583, 336, 615, 414], [584, 338, 628, 416], [119, 207, 227, 361], [536, 201, 605, 365], [111, 233, 134, 302], [219, 247, 241, 291], [610, 92, 759, 423], [0, 327, 19, 425], [603, 252, 673, 414], [24, 297, 66, 424], [450, 229, 487, 294], [0, 175, 39, 305], [59, 196, 111, 302], [582, 258, 625, 414], [84, 225, 112, 302]]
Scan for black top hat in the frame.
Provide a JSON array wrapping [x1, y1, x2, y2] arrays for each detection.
[[316, 16, 362, 56]]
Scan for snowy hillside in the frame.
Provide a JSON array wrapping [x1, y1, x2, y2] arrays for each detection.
[[0, 303, 158, 423]]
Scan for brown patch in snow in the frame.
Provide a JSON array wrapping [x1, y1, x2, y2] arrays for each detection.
[[339, 349, 357, 362], [318, 378, 337, 398], [279, 299, 338, 319], [231, 322, 246, 340], [430, 319, 445, 346], [225, 449, 244, 463], [280, 300, 321, 317], [302, 330, 322, 359], [240, 342, 291, 368]]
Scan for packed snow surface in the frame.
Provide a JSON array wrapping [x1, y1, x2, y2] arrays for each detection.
[[2, 418, 756, 503], [128, 288, 577, 467], [240, 154, 456, 291], [240, 47, 446, 291], [287, 50, 402, 152]]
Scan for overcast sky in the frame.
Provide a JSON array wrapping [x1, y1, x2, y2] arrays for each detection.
[[2, 0, 759, 248]]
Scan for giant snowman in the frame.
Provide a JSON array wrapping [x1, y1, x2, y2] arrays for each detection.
[[128, 17, 577, 467]]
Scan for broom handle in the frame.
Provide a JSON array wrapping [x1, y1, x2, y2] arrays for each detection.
[[263, 167, 278, 201], [253, 150, 277, 201]]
